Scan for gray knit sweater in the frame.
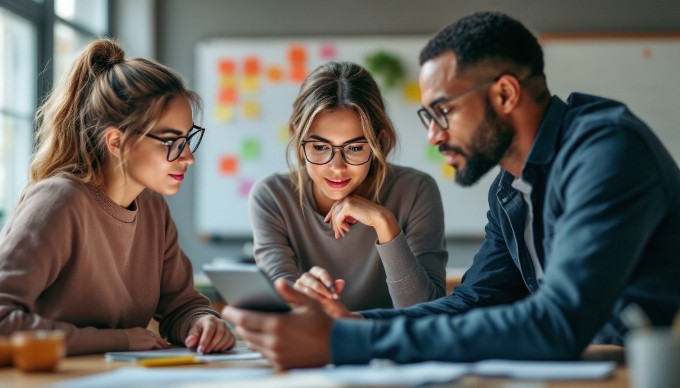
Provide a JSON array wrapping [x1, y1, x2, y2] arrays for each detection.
[[249, 164, 448, 310]]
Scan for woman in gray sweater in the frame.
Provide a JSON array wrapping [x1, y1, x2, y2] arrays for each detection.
[[250, 62, 448, 311]]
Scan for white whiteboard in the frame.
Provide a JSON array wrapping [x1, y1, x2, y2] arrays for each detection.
[[194, 37, 496, 238], [542, 35, 680, 164], [194, 35, 680, 239]]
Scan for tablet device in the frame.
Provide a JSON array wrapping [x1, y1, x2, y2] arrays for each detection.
[[202, 263, 291, 313]]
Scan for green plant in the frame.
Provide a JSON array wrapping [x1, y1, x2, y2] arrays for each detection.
[[364, 51, 405, 90]]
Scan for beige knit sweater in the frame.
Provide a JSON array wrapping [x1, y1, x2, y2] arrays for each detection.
[[0, 175, 217, 355]]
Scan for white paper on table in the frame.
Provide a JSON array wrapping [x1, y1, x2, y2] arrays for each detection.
[[291, 361, 470, 386], [286, 359, 616, 385], [472, 359, 617, 380], [51, 367, 272, 388]]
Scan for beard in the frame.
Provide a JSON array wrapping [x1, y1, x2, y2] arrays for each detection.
[[450, 97, 515, 186]]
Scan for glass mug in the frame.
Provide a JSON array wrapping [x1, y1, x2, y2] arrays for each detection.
[[10, 330, 66, 372], [0, 336, 12, 367]]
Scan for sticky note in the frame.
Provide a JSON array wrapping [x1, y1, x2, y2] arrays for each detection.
[[319, 43, 337, 60], [425, 144, 443, 162], [219, 156, 239, 175], [214, 105, 234, 122], [241, 100, 261, 120], [218, 89, 238, 104], [266, 65, 284, 83], [241, 75, 260, 93], [403, 81, 421, 103], [218, 59, 236, 75], [219, 75, 237, 89], [278, 124, 290, 143], [241, 138, 261, 160], [238, 179, 255, 198], [243, 57, 261, 76], [442, 163, 455, 179], [288, 45, 307, 65], [290, 66, 307, 84]]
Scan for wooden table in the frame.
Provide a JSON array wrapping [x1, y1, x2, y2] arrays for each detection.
[[0, 345, 627, 387]]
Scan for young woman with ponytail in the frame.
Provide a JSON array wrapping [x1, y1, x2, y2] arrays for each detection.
[[0, 39, 235, 355]]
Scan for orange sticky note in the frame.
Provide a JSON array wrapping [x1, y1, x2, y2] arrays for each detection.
[[244, 57, 261, 76], [288, 45, 307, 65], [218, 89, 238, 104], [290, 66, 307, 84], [266, 65, 284, 83], [218, 59, 236, 75], [219, 156, 239, 175]]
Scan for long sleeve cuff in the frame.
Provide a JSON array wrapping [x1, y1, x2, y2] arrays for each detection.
[[330, 319, 375, 365], [375, 232, 417, 281], [66, 327, 129, 356], [177, 308, 221, 343]]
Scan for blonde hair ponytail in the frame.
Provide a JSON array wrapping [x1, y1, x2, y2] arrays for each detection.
[[31, 38, 200, 184]]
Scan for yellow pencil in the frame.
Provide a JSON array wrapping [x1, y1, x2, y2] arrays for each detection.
[[138, 355, 201, 367]]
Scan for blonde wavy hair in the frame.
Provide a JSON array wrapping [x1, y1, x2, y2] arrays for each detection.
[[286, 61, 397, 213], [31, 38, 201, 185]]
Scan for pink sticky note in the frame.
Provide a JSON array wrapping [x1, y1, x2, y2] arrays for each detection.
[[319, 44, 337, 60], [238, 179, 254, 198]]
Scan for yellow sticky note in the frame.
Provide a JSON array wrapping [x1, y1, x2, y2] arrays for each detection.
[[219, 75, 237, 89], [441, 163, 455, 179], [278, 124, 290, 143], [403, 80, 421, 103], [241, 75, 260, 93], [242, 100, 261, 120], [214, 105, 234, 122]]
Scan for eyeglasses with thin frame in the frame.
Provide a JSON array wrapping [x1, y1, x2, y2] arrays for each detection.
[[417, 73, 506, 131], [301, 140, 372, 165], [144, 125, 205, 162]]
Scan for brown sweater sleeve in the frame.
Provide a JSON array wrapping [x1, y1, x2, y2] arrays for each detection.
[[152, 197, 218, 345], [0, 179, 128, 354]]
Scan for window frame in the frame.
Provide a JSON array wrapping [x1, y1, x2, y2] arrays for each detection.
[[0, 0, 111, 224]]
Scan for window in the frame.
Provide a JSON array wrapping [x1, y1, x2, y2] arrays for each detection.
[[53, 0, 109, 82], [0, 7, 36, 223], [0, 0, 109, 225]]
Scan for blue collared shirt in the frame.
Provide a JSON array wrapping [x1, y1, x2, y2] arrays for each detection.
[[331, 93, 680, 363]]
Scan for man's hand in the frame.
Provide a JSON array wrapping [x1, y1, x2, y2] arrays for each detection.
[[185, 314, 236, 354], [222, 278, 334, 370]]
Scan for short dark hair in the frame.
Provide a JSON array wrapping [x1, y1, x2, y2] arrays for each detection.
[[420, 11, 544, 79]]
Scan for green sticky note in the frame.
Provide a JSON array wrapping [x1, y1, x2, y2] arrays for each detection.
[[425, 144, 443, 163], [241, 138, 261, 161]]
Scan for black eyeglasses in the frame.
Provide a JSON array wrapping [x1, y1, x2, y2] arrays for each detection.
[[417, 73, 506, 131], [145, 125, 205, 162], [301, 140, 372, 165]]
